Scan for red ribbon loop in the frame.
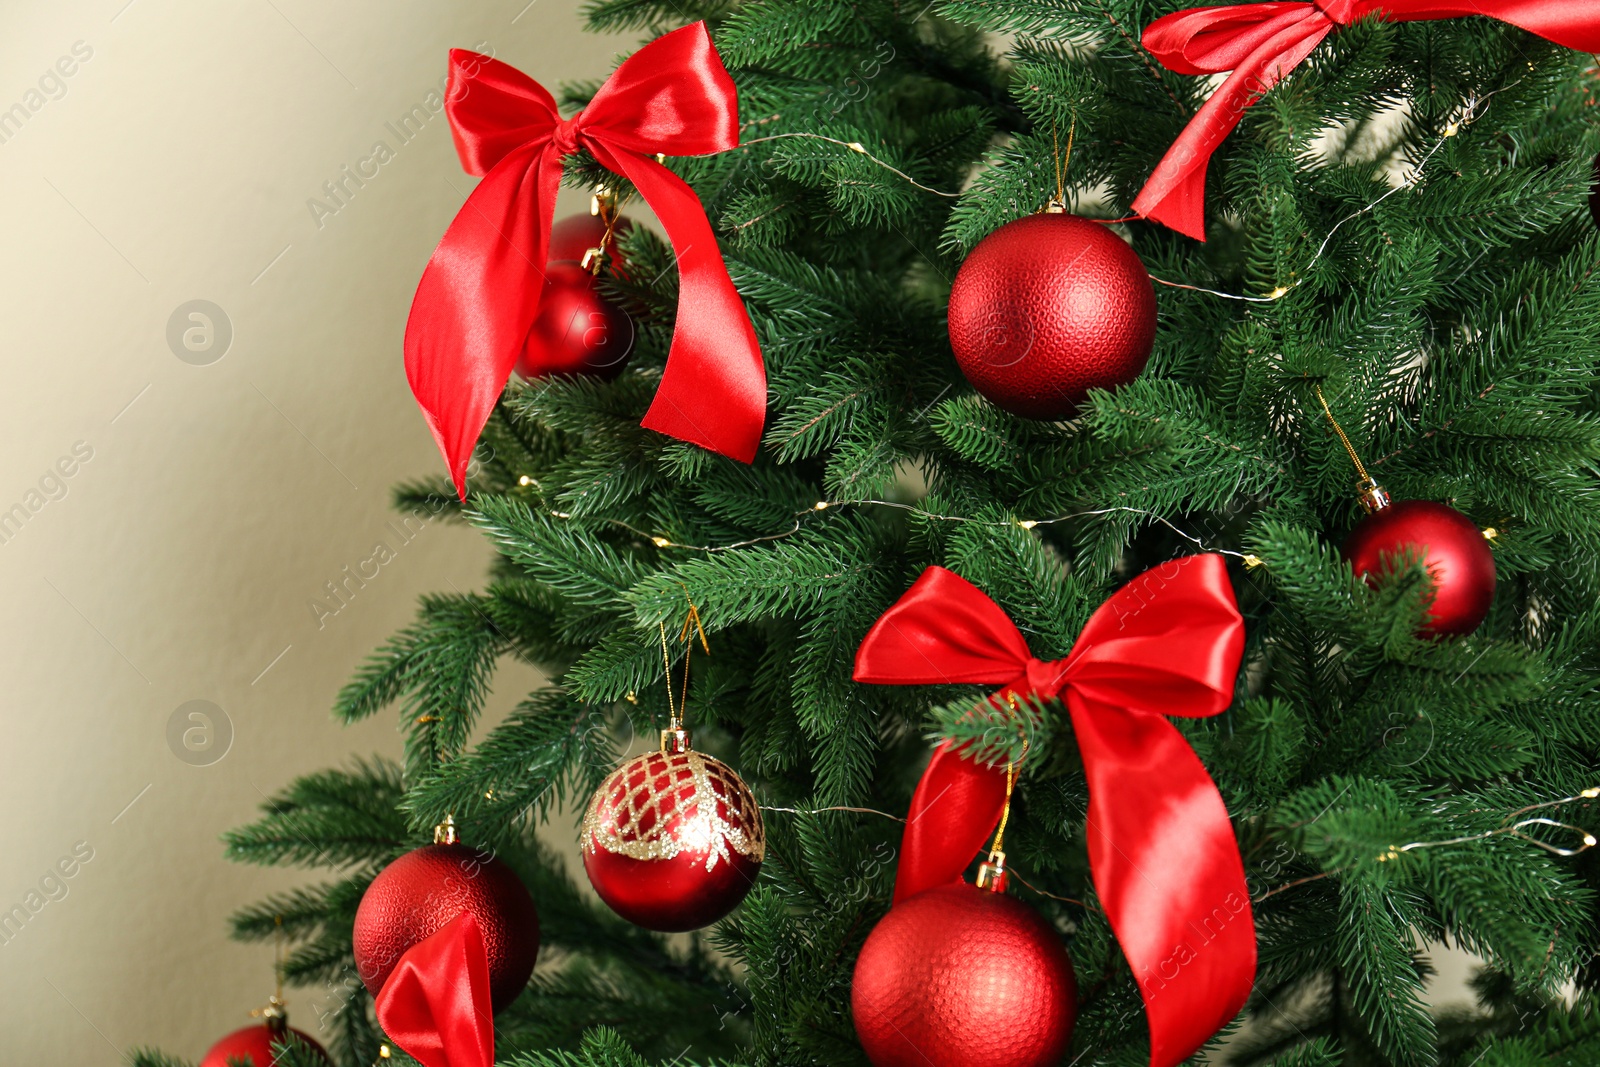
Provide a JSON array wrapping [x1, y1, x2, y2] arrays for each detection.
[[854, 555, 1251, 1067], [1132, 1, 1600, 240], [374, 912, 495, 1067], [405, 22, 765, 498]]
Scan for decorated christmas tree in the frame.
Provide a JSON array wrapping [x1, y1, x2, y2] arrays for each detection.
[[132, 2, 1600, 1066]]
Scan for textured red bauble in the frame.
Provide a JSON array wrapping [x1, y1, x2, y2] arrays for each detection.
[[581, 746, 764, 932], [199, 1024, 329, 1067], [1341, 499, 1496, 636], [352, 842, 539, 1013], [947, 212, 1156, 420], [517, 261, 635, 380], [548, 212, 633, 277], [852, 882, 1077, 1067]]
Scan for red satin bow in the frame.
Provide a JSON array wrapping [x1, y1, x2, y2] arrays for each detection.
[[405, 22, 765, 498], [854, 555, 1251, 1067], [374, 912, 494, 1067], [1132, 1, 1600, 240]]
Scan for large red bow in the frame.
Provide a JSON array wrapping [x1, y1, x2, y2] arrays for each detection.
[[374, 912, 494, 1067], [854, 555, 1251, 1067], [1132, 1, 1600, 240], [406, 22, 765, 498]]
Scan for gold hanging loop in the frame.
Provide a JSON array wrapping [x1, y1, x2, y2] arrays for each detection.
[[976, 697, 1031, 893], [657, 586, 708, 753], [1314, 384, 1389, 513]]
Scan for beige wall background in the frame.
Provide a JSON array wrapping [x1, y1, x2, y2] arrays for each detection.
[[0, 2, 615, 1063], [0, 4, 1482, 1066]]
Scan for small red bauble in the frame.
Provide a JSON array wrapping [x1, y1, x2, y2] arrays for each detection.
[[199, 1023, 328, 1067], [852, 882, 1077, 1067], [352, 841, 539, 1013], [517, 261, 635, 380], [947, 212, 1156, 420], [1342, 499, 1496, 636], [548, 212, 633, 277], [581, 739, 764, 932]]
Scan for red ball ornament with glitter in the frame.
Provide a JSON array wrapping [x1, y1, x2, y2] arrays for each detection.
[[852, 880, 1077, 1067], [582, 728, 764, 932], [352, 822, 539, 1014], [199, 1020, 329, 1067], [516, 261, 635, 380], [947, 210, 1156, 420], [1341, 491, 1496, 636]]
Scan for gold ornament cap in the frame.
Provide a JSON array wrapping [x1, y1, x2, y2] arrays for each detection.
[[433, 814, 459, 845], [661, 727, 690, 754], [1356, 477, 1391, 515], [975, 850, 1009, 894], [251, 994, 288, 1036]]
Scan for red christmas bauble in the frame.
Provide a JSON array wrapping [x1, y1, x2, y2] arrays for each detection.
[[852, 882, 1077, 1067], [548, 212, 633, 277], [1341, 499, 1496, 636], [947, 212, 1156, 420], [352, 842, 539, 1013], [581, 745, 764, 932], [199, 1023, 328, 1067], [517, 261, 635, 380]]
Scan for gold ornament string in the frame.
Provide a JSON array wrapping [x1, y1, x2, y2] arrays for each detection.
[[1313, 385, 1375, 485], [249, 916, 288, 1027], [274, 915, 284, 1003], [1047, 117, 1076, 212], [989, 744, 1024, 855], [658, 586, 709, 732], [987, 703, 1031, 857]]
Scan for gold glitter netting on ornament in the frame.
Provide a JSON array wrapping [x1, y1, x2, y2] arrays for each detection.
[[581, 749, 765, 871]]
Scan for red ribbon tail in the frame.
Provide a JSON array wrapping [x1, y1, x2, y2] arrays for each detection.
[[594, 147, 765, 462], [1131, 14, 1334, 241], [1070, 697, 1254, 1067], [893, 741, 1009, 903], [404, 142, 562, 499], [374, 911, 496, 1067]]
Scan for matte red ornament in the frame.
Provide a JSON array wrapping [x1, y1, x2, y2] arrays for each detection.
[[516, 261, 635, 380], [199, 1023, 329, 1067], [947, 213, 1155, 420], [548, 213, 633, 278], [581, 739, 763, 932], [1342, 499, 1496, 636], [852, 882, 1077, 1067], [353, 842, 539, 1014]]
